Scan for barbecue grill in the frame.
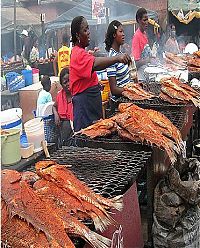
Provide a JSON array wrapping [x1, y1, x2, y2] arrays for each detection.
[[21, 146, 151, 247], [115, 82, 193, 110], [23, 146, 152, 198]]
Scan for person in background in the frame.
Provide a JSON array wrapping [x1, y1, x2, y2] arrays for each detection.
[[53, 33, 71, 76], [131, 8, 152, 69], [30, 37, 39, 68], [36, 75, 52, 116], [21, 30, 32, 66], [52, 67, 73, 146], [165, 24, 180, 54], [70, 16, 131, 132], [105, 20, 132, 98]]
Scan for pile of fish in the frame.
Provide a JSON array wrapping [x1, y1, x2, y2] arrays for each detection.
[[159, 77, 200, 107], [187, 51, 200, 72], [122, 83, 155, 100], [164, 52, 187, 71], [1, 161, 124, 248], [79, 103, 184, 164]]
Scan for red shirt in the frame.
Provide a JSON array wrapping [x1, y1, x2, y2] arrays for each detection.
[[131, 28, 148, 61], [56, 89, 73, 121], [69, 46, 98, 96]]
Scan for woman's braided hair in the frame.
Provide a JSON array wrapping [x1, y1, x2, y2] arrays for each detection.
[[71, 16, 85, 45], [105, 20, 122, 52]]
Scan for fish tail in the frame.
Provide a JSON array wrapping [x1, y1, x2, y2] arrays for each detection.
[[86, 231, 111, 248], [92, 213, 115, 232], [191, 98, 200, 108], [111, 195, 124, 211]]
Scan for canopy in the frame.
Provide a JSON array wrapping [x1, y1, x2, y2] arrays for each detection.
[[45, 0, 158, 32], [168, 0, 200, 11]]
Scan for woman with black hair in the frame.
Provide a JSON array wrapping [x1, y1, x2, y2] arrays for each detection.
[[105, 20, 132, 98], [70, 16, 131, 132]]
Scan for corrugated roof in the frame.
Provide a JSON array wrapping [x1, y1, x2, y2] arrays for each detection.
[[168, 0, 200, 11], [1, 7, 41, 27]]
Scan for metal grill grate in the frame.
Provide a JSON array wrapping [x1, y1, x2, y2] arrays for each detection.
[[24, 147, 152, 198], [117, 82, 193, 109]]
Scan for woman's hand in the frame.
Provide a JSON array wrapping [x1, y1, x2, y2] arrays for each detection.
[[54, 112, 61, 126], [117, 53, 132, 65]]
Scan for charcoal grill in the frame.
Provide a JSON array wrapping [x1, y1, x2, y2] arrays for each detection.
[[116, 82, 193, 110], [23, 146, 152, 198]]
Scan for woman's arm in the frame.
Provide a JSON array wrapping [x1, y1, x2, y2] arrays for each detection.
[[109, 77, 124, 96], [53, 55, 58, 76], [52, 102, 60, 126], [92, 53, 131, 71], [135, 58, 150, 68]]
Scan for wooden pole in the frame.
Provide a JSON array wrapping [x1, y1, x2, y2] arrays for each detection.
[[14, 0, 17, 60]]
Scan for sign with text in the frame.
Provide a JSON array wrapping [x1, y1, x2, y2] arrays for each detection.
[[92, 0, 106, 20]]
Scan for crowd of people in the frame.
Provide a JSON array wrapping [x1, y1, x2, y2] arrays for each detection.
[[18, 8, 200, 145]]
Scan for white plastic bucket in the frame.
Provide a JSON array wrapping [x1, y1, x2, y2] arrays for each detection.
[[24, 118, 45, 153], [1, 108, 22, 133]]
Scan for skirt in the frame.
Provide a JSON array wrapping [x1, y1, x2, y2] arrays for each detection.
[[72, 85, 103, 132]]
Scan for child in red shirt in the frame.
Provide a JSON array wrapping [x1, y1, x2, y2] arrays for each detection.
[[53, 67, 73, 146]]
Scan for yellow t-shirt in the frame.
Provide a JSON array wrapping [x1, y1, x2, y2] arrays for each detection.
[[57, 45, 71, 75]]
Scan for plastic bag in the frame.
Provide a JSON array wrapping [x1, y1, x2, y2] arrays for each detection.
[[5, 72, 25, 92]]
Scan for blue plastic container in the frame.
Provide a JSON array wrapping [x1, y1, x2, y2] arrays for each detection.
[[22, 69, 33, 86]]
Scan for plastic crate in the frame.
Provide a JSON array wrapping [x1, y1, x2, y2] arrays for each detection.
[[43, 115, 57, 143]]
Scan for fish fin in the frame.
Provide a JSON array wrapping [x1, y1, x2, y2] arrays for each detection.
[[86, 231, 111, 248], [110, 195, 123, 211], [191, 98, 200, 108], [92, 213, 114, 232]]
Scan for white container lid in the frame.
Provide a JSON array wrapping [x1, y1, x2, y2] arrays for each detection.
[[1, 108, 22, 125]]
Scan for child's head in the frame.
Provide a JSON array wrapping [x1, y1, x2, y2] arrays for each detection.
[[60, 67, 69, 92], [41, 75, 51, 92]]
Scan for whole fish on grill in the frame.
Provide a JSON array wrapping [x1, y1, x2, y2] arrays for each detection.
[[1, 199, 52, 248], [122, 83, 155, 100], [116, 103, 180, 164], [36, 161, 123, 213], [188, 57, 200, 68], [33, 183, 111, 248], [118, 103, 184, 152], [1, 169, 76, 248], [165, 52, 187, 67], [34, 179, 114, 232], [79, 117, 117, 138], [160, 77, 200, 107], [1, 169, 112, 248], [145, 109, 184, 155], [193, 50, 200, 58], [160, 91, 187, 104]]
